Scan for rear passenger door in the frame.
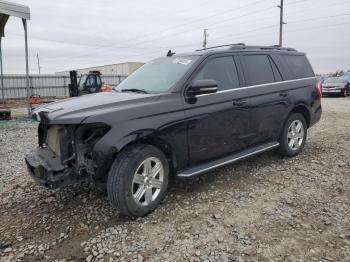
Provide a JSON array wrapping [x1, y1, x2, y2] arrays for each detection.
[[240, 54, 292, 144]]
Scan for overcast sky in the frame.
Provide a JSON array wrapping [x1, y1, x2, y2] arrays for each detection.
[[2, 0, 350, 74]]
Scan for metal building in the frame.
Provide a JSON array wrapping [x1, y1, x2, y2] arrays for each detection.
[[56, 62, 144, 76], [0, 0, 31, 116]]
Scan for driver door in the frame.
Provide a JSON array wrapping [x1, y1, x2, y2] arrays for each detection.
[[183, 55, 254, 165]]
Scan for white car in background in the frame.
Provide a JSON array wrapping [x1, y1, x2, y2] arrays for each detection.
[[322, 77, 349, 97]]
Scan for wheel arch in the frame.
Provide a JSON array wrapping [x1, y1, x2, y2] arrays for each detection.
[[115, 131, 179, 176], [289, 104, 311, 128], [278, 104, 311, 141]]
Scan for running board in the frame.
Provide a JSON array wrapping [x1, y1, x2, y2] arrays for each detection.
[[177, 142, 280, 178]]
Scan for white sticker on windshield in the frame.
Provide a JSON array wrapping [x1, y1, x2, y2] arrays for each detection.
[[173, 58, 192, 65]]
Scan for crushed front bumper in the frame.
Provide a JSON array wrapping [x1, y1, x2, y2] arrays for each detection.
[[25, 147, 80, 188]]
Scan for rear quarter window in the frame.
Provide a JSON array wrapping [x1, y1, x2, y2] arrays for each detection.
[[283, 55, 315, 79]]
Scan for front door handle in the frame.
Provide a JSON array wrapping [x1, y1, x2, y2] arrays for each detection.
[[232, 99, 247, 106], [280, 92, 290, 97]]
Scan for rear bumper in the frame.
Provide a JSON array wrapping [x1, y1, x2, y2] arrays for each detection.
[[25, 148, 81, 188], [310, 101, 322, 127]]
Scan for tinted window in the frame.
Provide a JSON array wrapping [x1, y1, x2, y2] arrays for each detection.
[[243, 55, 275, 85], [194, 56, 240, 91], [269, 57, 283, 81], [283, 55, 314, 79]]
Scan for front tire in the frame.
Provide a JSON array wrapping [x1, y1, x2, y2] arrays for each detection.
[[107, 144, 169, 217], [279, 113, 307, 157], [342, 88, 348, 97]]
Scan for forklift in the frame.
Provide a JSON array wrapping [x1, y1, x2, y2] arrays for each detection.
[[68, 70, 112, 97]]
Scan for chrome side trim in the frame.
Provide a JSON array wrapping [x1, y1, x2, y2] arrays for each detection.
[[196, 76, 317, 97], [177, 142, 280, 178]]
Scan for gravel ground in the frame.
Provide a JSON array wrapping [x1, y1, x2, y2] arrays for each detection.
[[1, 97, 350, 262]]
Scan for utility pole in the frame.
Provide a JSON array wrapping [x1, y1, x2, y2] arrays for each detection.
[[202, 29, 208, 49], [36, 53, 41, 74], [278, 0, 285, 46]]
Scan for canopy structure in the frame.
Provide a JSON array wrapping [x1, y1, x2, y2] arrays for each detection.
[[0, 0, 30, 116]]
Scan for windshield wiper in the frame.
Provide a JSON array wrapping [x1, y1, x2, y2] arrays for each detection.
[[121, 88, 148, 94]]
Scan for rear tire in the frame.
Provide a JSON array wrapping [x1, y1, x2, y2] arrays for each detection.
[[107, 144, 169, 217], [278, 113, 307, 157], [342, 89, 348, 97]]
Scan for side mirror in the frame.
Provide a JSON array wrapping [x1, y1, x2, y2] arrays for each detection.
[[187, 79, 218, 97]]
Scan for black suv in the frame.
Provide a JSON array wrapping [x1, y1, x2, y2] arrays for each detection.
[[26, 44, 322, 217]]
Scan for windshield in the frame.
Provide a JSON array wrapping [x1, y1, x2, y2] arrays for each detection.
[[113, 56, 199, 93], [323, 77, 346, 84], [78, 75, 87, 87]]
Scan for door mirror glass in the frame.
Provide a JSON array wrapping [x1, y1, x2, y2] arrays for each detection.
[[187, 79, 218, 97]]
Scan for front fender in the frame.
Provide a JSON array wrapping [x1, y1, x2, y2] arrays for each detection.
[[93, 117, 188, 170]]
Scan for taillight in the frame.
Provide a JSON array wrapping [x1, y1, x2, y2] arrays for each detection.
[[315, 81, 322, 98], [100, 84, 112, 92]]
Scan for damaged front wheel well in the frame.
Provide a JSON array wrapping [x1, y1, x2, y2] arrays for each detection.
[[117, 137, 177, 177]]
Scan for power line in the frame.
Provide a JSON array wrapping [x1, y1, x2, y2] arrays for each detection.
[[285, 21, 350, 33], [76, 0, 268, 50], [6, 2, 350, 68], [24, 0, 272, 60], [39, 9, 350, 64], [42, 19, 350, 73], [5, 0, 272, 63], [209, 20, 350, 46], [209, 24, 279, 43], [206, 6, 275, 30], [6, 6, 276, 59], [44, 4, 277, 61], [285, 0, 307, 6], [288, 13, 350, 24], [51, 2, 350, 60], [7, 0, 349, 61]]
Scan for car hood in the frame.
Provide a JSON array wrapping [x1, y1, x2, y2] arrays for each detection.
[[33, 92, 159, 124]]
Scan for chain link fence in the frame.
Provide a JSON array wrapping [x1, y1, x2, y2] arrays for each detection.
[[1, 74, 127, 99]]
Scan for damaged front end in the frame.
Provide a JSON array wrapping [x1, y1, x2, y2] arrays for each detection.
[[25, 114, 112, 188]]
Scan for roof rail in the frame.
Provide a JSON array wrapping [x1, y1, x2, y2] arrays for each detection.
[[229, 45, 296, 51], [195, 43, 245, 51], [195, 43, 296, 52]]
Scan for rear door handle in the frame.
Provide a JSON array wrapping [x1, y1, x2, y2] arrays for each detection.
[[232, 99, 247, 106], [280, 92, 290, 97]]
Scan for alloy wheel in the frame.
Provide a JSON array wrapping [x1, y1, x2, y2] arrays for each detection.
[[287, 120, 304, 150], [132, 157, 164, 206]]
